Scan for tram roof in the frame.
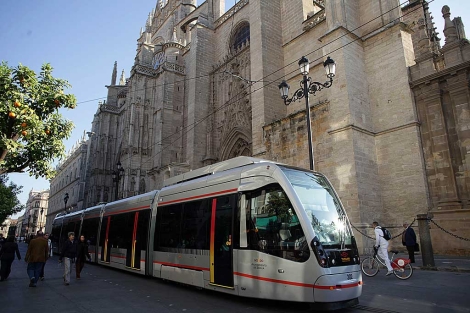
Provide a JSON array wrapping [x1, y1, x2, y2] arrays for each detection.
[[103, 190, 158, 212], [53, 209, 82, 224], [83, 204, 104, 213], [163, 156, 280, 187]]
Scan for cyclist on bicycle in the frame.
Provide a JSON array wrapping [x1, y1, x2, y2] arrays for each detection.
[[372, 221, 394, 276]]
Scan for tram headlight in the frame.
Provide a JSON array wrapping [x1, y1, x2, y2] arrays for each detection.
[[311, 236, 329, 268]]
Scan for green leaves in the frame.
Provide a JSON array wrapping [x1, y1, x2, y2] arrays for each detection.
[[0, 175, 23, 224], [0, 62, 77, 179]]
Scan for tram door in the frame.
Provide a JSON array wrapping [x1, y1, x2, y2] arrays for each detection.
[[100, 216, 111, 263], [125, 210, 150, 270], [211, 195, 235, 287]]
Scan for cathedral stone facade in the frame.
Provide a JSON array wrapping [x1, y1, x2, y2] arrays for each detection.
[[406, 3, 470, 255], [47, 0, 469, 255]]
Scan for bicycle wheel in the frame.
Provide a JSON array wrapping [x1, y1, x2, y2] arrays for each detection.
[[393, 263, 413, 280], [361, 257, 379, 277]]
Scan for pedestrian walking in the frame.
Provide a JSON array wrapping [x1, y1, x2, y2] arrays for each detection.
[[372, 221, 394, 276], [0, 234, 5, 252], [59, 232, 77, 285], [24, 231, 48, 287], [402, 223, 417, 263], [0, 236, 21, 281], [39, 233, 53, 280], [76, 235, 91, 279]]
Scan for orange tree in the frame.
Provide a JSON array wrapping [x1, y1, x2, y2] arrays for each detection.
[[0, 175, 23, 225], [0, 62, 76, 178]]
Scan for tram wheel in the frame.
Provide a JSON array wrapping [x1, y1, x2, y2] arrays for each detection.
[[361, 257, 379, 277]]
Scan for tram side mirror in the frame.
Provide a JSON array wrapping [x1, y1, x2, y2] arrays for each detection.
[[258, 240, 267, 250]]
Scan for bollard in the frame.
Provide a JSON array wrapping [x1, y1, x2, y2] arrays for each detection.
[[417, 213, 435, 267]]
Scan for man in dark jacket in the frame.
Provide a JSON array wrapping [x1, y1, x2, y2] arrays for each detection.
[[59, 232, 77, 285], [0, 236, 21, 281], [25, 231, 48, 287], [402, 223, 417, 263], [76, 235, 91, 279]]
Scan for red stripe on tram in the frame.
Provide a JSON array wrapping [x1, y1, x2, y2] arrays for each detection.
[[234, 272, 315, 288], [153, 261, 209, 272], [210, 199, 217, 245], [133, 212, 139, 241], [159, 188, 238, 206], [85, 214, 100, 219], [234, 272, 362, 289], [103, 216, 111, 262], [209, 198, 217, 283], [103, 205, 150, 216]]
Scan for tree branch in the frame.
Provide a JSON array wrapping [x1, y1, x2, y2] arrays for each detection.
[[0, 134, 20, 162]]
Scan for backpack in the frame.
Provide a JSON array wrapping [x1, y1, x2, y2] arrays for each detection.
[[382, 227, 392, 241]]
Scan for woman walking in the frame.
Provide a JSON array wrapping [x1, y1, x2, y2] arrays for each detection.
[[76, 235, 91, 279], [0, 236, 21, 281]]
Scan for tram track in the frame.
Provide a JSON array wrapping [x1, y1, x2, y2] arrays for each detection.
[[350, 304, 401, 313]]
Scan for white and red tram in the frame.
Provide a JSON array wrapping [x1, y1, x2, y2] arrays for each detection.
[[52, 157, 362, 309]]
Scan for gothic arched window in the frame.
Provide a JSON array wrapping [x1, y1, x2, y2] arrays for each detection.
[[139, 178, 146, 194], [130, 177, 136, 191], [230, 22, 250, 53], [104, 187, 109, 202]]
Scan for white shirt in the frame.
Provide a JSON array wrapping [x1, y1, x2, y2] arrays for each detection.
[[374, 226, 388, 247], [48, 238, 53, 257]]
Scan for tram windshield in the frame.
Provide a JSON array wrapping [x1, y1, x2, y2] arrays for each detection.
[[280, 167, 352, 248]]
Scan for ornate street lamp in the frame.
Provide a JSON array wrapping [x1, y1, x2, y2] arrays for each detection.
[[40, 208, 44, 231], [64, 193, 69, 213], [112, 161, 125, 201], [278, 56, 336, 170]]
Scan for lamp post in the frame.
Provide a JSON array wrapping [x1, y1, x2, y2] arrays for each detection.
[[112, 161, 125, 201], [278, 56, 336, 171], [39, 208, 44, 231], [64, 193, 69, 213]]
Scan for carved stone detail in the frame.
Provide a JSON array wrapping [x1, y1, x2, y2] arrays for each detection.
[[303, 10, 326, 32], [215, 0, 249, 28], [133, 61, 185, 77], [213, 48, 252, 160]]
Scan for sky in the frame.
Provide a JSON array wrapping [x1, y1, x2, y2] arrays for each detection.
[[1, 0, 468, 220]]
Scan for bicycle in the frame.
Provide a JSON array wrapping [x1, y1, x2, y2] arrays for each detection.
[[361, 248, 413, 280]]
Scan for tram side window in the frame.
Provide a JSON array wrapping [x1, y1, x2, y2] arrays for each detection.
[[80, 217, 100, 245], [243, 184, 309, 262], [155, 201, 212, 252], [136, 210, 150, 249], [181, 200, 210, 250], [51, 225, 61, 247], [155, 204, 182, 250], [108, 213, 131, 249], [99, 216, 109, 248]]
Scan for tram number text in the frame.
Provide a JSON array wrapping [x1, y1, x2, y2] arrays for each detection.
[[346, 274, 353, 280]]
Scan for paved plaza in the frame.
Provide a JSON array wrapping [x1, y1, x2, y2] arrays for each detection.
[[1, 243, 469, 313]]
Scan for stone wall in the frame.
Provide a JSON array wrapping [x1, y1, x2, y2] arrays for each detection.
[[407, 3, 470, 255], [430, 211, 470, 256]]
